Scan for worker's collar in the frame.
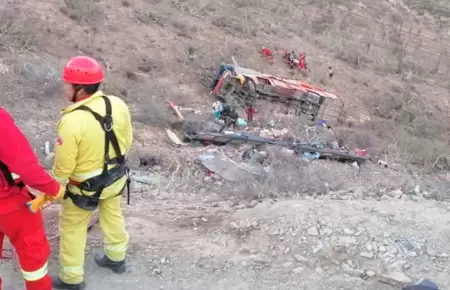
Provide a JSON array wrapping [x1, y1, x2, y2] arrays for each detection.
[[62, 90, 104, 115]]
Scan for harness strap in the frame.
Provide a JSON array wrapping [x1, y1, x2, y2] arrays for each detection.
[[0, 161, 15, 186], [73, 96, 127, 200], [75, 96, 124, 170]]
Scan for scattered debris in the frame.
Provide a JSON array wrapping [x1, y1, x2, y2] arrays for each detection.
[[200, 154, 254, 182], [379, 270, 413, 286], [43, 152, 56, 169], [378, 160, 388, 168], [44, 140, 51, 155], [131, 173, 167, 185], [167, 100, 184, 122], [185, 131, 367, 164], [166, 129, 186, 147], [198, 154, 216, 162]]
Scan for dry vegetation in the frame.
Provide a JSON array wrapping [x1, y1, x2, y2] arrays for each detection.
[[1, 0, 450, 199]]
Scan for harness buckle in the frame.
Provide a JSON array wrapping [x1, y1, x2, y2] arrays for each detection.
[[102, 116, 113, 132], [83, 181, 91, 190]]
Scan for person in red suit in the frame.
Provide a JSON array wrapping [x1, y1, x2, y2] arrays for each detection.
[[298, 52, 306, 70], [245, 104, 257, 123], [0, 107, 64, 290], [260, 47, 273, 62]]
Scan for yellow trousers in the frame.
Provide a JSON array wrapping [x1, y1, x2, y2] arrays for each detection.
[[58, 195, 129, 284]]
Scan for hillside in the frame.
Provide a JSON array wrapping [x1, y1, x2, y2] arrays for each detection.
[[0, 0, 450, 289]]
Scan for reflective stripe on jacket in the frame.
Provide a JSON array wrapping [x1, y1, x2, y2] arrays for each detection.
[[52, 91, 133, 198]]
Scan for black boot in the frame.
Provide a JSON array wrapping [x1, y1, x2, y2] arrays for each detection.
[[94, 254, 126, 273], [51, 276, 86, 290]]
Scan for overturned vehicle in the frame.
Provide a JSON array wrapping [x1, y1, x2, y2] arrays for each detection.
[[201, 62, 344, 124]]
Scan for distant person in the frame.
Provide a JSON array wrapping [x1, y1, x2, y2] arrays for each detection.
[[286, 50, 296, 68], [290, 50, 296, 61], [245, 104, 256, 123], [212, 101, 222, 120], [328, 66, 333, 79], [260, 47, 273, 62], [298, 52, 306, 70], [219, 105, 239, 132]]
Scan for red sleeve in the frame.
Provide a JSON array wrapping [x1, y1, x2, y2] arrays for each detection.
[[0, 108, 60, 196]]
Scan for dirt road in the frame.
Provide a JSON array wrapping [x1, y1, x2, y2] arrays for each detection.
[[2, 193, 449, 289]]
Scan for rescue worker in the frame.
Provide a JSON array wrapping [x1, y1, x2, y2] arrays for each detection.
[[212, 100, 222, 120], [260, 47, 273, 61], [298, 52, 306, 70], [235, 74, 245, 85], [245, 103, 256, 123], [219, 105, 239, 132], [328, 66, 333, 79], [51, 56, 133, 289], [288, 50, 296, 66], [0, 107, 65, 290]]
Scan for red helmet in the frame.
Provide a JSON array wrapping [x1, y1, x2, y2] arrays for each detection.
[[62, 56, 104, 84]]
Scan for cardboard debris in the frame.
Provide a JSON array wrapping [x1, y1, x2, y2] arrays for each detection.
[[166, 129, 186, 147], [131, 173, 167, 185], [201, 155, 253, 182]]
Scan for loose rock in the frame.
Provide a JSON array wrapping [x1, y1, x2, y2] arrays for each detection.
[[360, 251, 374, 259], [422, 191, 432, 199], [365, 270, 376, 277], [378, 270, 412, 286], [407, 251, 418, 257], [322, 228, 333, 236], [292, 267, 304, 274], [343, 228, 355, 235], [294, 254, 309, 263], [342, 263, 364, 277], [426, 247, 437, 257], [307, 226, 319, 236], [365, 243, 374, 252], [390, 189, 403, 199], [414, 185, 420, 195], [389, 260, 407, 271]]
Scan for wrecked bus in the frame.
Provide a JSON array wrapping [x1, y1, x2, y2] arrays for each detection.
[[202, 63, 344, 124]]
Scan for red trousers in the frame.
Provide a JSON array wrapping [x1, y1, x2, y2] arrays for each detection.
[[298, 59, 305, 70], [0, 193, 51, 290]]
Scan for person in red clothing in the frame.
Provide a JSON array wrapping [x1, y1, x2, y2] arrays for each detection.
[[260, 47, 273, 61], [245, 103, 256, 123], [298, 52, 306, 70], [0, 107, 64, 290]]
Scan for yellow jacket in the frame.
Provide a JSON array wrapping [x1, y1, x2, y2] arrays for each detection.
[[52, 91, 133, 198]]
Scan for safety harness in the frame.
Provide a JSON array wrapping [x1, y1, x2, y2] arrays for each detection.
[[0, 161, 25, 189], [66, 95, 130, 211]]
